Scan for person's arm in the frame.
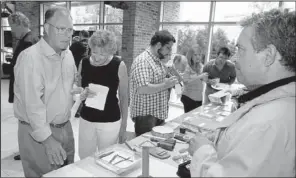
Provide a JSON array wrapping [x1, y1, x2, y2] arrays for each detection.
[[202, 63, 213, 85], [184, 65, 208, 83], [133, 60, 176, 95], [14, 51, 51, 142], [137, 81, 175, 94], [118, 61, 129, 143], [190, 103, 292, 177]]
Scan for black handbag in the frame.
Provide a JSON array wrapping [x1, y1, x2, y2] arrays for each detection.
[[2, 63, 13, 75]]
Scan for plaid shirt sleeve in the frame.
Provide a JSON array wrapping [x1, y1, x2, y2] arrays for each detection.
[[133, 60, 153, 88]]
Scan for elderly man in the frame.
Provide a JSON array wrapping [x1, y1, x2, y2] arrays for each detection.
[[8, 12, 38, 161], [14, 7, 76, 177], [203, 47, 236, 104], [189, 9, 295, 176], [130, 30, 178, 136]]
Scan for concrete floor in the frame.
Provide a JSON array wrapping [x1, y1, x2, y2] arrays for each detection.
[[1, 79, 184, 177]]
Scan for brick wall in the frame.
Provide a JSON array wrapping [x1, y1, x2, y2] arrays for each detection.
[[161, 2, 180, 54], [121, 1, 161, 75], [121, 2, 137, 74], [121, 1, 180, 74]]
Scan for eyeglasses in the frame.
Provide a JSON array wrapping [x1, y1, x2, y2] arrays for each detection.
[[46, 23, 74, 35]]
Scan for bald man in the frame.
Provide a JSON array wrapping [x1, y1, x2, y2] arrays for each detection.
[[13, 7, 76, 177]]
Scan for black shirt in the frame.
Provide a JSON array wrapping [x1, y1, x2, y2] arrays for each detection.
[[9, 31, 38, 103], [12, 31, 38, 66], [80, 56, 122, 123]]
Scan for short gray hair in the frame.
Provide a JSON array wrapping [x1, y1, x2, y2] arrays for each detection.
[[239, 8, 296, 72], [44, 6, 71, 23], [8, 12, 30, 28], [88, 30, 117, 55]]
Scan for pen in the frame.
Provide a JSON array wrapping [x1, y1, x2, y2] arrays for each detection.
[[99, 151, 114, 159]]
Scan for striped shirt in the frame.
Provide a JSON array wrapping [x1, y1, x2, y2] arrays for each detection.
[[130, 48, 170, 120]]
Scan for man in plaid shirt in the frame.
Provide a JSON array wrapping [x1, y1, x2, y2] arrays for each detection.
[[130, 30, 178, 136]]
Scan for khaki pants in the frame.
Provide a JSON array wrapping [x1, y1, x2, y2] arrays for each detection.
[[18, 121, 75, 177]]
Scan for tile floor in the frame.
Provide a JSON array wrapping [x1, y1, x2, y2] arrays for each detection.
[[1, 79, 184, 177]]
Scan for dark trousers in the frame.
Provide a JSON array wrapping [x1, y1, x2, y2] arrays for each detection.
[[133, 115, 165, 137], [8, 72, 14, 103], [181, 95, 202, 113]]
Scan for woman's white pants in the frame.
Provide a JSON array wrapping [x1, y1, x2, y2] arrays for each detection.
[[78, 118, 121, 160]]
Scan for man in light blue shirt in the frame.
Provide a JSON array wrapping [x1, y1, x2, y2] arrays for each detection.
[[14, 7, 77, 177]]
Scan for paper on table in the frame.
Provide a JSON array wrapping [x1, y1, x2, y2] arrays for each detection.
[[85, 83, 109, 110]]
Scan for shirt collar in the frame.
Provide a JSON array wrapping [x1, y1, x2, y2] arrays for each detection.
[[40, 37, 67, 58], [146, 47, 161, 63], [213, 59, 229, 69], [238, 76, 296, 105]]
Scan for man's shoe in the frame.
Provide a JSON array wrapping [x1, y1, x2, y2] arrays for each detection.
[[14, 155, 21, 160]]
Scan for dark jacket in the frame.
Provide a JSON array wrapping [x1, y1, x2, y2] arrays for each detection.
[[69, 39, 89, 69], [9, 31, 38, 103]]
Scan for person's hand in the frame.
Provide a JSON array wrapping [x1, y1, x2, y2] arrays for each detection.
[[80, 87, 97, 101], [199, 72, 209, 81], [208, 78, 219, 86], [70, 87, 83, 95], [118, 131, 127, 144], [188, 132, 213, 156], [164, 76, 178, 88], [74, 73, 81, 84], [42, 136, 67, 165]]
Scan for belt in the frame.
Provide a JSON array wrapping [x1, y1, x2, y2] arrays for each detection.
[[19, 120, 69, 128]]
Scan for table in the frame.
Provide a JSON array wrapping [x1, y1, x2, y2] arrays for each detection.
[[43, 102, 233, 177]]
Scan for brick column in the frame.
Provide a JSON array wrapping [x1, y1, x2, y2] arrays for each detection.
[[161, 2, 180, 54], [121, 1, 161, 75]]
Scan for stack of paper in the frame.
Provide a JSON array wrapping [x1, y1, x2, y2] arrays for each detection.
[[85, 83, 109, 111]]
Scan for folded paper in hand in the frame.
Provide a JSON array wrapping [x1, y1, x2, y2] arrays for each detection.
[[85, 83, 109, 110]]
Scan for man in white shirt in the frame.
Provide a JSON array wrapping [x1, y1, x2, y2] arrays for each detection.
[[14, 7, 76, 177], [189, 8, 295, 177]]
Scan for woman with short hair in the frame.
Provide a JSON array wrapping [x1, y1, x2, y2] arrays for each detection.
[[76, 30, 128, 159]]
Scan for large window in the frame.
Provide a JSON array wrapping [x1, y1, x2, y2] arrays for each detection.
[[214, 2, 279, 22], [71, 2, 100, 25], [159, 1, 295, 105], [160, 1, 295, 61], [210, 25, 242, 59], [162, 25, 208, 59], [163, 2, 211, 22], [104, 4, 123, 23]]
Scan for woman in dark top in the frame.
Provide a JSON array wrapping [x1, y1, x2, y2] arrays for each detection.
[[75, 30, 128, 159]]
